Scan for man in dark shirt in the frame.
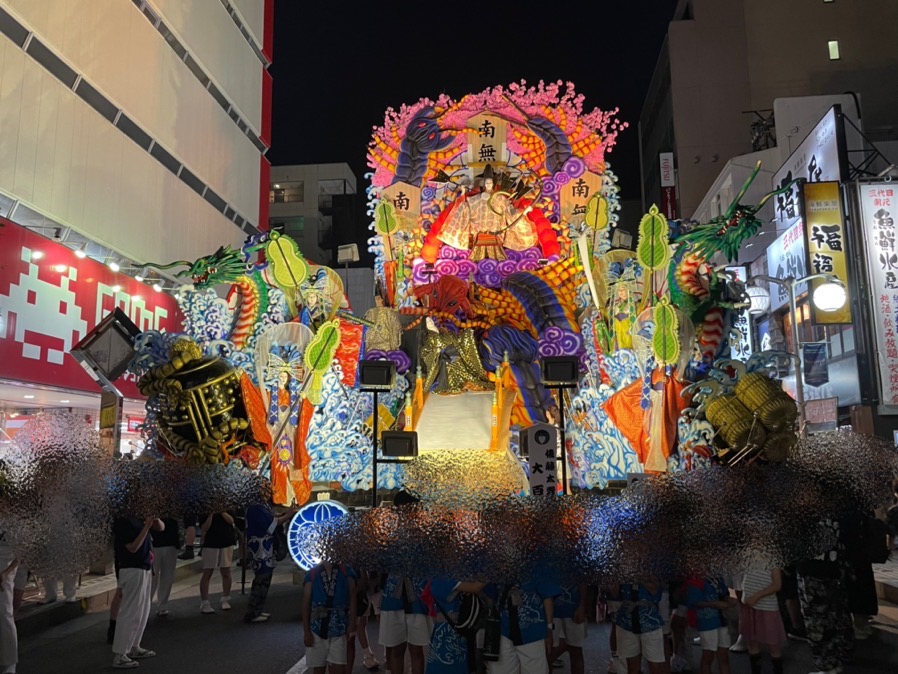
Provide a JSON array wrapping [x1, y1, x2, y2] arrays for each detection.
[[112, 516, 163, 669], [199, 512, 236, 614]]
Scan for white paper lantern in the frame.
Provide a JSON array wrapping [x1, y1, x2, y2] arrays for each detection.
[[746, 285, 770, 315], [813, 281, 847, 312]]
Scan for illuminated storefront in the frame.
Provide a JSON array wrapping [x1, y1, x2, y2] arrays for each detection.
[[0, 218, 182, 454]]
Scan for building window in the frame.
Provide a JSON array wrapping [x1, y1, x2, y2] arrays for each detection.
[[828, 40, 841, 60], [269, 181, 304, 204], [272, 216, 304, 234]]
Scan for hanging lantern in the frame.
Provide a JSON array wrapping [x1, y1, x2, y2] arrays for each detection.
[[746, 285, 770, 315], [813, 281, 847, 313]]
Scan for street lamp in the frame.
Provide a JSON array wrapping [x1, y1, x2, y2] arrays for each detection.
[[746, 273, 847, 438]]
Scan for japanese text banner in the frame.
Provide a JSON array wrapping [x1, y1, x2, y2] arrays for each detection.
[[860, 182, 898, 405], [802, 182, 852, 324]]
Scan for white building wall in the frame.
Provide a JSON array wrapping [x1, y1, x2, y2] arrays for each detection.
[[2, 0, 261, 223], [146, 0, 263, 132], [0, 36, 243, 264], [230, 0, 265, 51]]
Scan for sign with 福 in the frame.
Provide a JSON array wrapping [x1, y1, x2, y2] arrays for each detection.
[[802, 182, 852, 324]]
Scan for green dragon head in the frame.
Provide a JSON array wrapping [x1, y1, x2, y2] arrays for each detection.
[[148, 245, 247, 288]]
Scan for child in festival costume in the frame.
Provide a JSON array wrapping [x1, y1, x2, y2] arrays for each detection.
[[548, 583, 588, 674], [379, 572, 432, 674], [302, 561, 357, 674], [686, 576, 736, 674], [421, 578, 485, 674], [484, 575, 561, 674], [739, 569, 786, 674], [611, 580, 667, 674]]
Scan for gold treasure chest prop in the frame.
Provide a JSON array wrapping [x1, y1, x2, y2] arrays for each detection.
[[138, 339, 253, 464]]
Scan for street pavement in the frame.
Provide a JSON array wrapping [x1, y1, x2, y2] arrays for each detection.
[[16, 565, 898, 673]]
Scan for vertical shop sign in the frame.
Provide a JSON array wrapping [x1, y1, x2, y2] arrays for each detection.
[[859, 183, 898, 404], [659, 152, 677, 219], [765, 222, 808, 312], [802, 182, 852, 323], [725, 266, 753, 361]]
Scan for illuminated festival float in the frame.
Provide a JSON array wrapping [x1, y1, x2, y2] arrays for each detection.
[[2, 81, 893, 583]]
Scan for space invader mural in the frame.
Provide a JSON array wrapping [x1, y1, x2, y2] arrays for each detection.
[[0, 247, 88, 366], [0, 219, 183, 396]]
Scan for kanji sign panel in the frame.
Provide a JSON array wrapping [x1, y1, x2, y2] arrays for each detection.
[[725, 266, 753, 361], [659, 153, 677, 219], [772, 106, 845, 230], [860, 183, 898, 405], [381, 182, 421, 235], [523, 422, 558, 497], [467, 114, 506, 168], [560, 171, 604, 229], [802, 181, 852, 324], [765, 221, 808, 312]]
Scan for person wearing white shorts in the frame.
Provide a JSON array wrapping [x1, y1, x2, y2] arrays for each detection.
[[12, 566, 27, 615], [198, 512, 236, 614], [686, 577, 736, 674], [486, 578, 561, 674], [611, 581, 668, 674], [616, 627, 666, 666], [548, 583, 588, 674], [307, 633, 348, 670], [379, 610, 432, 647], [700, 626, 731, 651], [303, 562, 356, 674], [378, 574, 432, 674]]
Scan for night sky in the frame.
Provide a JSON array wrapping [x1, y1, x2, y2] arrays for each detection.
[[267, 0, 679, 213]]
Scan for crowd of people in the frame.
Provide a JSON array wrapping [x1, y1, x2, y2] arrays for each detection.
[[0, 485, 895, 672]]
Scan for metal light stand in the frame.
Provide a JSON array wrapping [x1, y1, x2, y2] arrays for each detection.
[[541, 355, 580, 497], [240, 507, 248, 595], [369, 389, 380, 509], [751, 272, 843, 439], [549, 384, 576, 495], [360, 360, 397, 509]]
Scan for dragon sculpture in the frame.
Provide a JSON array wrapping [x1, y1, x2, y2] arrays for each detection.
[[149, 245, 270, 350], [674, 162, 796, 261], [667, 162, 792, 364], [400, 258, 583, 424]]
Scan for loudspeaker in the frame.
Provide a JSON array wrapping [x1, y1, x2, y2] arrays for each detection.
[[359, 359, 396, 390], [381, 431, 418, 458], [520, 422, 558, 460], [70, 308, 141, 392], [540, 355, 580, 387]]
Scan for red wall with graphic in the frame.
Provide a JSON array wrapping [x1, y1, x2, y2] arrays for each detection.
[[0, 218, 183, 398]]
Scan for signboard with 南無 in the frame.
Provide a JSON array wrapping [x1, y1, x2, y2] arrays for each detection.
[[467, 114, 506, 168], [560, 171, 605, 231]]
